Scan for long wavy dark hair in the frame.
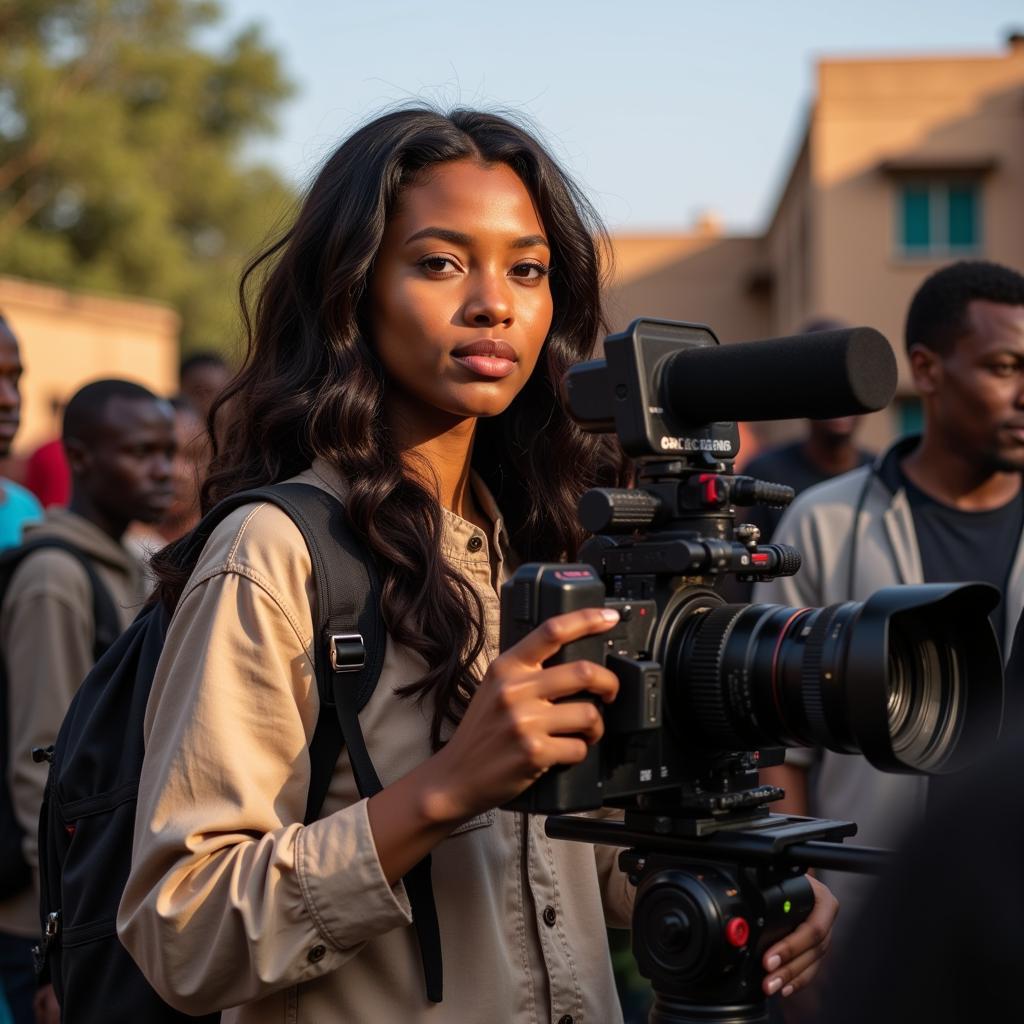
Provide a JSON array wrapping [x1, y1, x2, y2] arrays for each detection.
[[153, 107, 626, 748]]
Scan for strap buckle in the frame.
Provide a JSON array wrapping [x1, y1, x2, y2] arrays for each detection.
[[328, 633, 366, 673], [32, 912, 60, 979]]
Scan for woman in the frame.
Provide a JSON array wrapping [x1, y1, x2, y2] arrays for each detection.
[[117, 108, 836, 1022]]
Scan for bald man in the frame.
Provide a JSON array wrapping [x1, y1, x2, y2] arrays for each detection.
[[0, 380, 175, 1024]]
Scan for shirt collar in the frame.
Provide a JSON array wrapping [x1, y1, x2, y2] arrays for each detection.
[[308, 456, 509, 565]]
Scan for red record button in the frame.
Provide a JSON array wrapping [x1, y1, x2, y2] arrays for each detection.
[[725, 916, 750, 947]]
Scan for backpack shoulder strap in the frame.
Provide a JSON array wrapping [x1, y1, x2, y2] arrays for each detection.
[[236, 484, 387, 810], [0, 538, 121, 659], [256, 483, 387, 714]]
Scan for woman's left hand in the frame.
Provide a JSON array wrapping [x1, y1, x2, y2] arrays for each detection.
[[760, 875, 838, 998]]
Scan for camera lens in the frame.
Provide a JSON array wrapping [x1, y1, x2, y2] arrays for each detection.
[[658, 584, 1001, 774]]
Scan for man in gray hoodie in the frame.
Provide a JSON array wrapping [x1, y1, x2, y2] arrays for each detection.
[[0, 379, 175, 1024], [754, 259, 1024, 961]]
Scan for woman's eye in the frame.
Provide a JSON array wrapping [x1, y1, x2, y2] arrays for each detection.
[[509, 262, 550, 281], [419, 256, 460, 274]]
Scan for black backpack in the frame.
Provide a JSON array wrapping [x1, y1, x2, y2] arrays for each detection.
[[35, 482, 442, 1023], [0, 537, 121, 902]]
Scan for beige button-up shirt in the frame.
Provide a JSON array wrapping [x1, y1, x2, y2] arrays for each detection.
[[118, 460, 632, 1023]]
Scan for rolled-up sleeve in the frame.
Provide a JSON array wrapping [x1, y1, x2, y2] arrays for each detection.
[[116, 562, 411, 1015]]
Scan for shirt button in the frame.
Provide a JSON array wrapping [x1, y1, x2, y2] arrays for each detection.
[[307, 944, 327, 963], [467, 535, 483, 553], [558, 1016, 574, 1024], [543, 905, 557, 927]]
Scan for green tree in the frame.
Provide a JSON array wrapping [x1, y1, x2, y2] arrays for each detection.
[[0, 0, 296, 352]]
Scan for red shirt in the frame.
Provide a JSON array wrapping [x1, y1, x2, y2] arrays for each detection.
[[24, 438, 71, 508]]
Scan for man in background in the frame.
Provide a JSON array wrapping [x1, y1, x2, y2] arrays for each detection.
[[179, 351, 230, 422], [0, 318, 42, 550], [755, 260, 1024, 969], [126, 397, 204, 561], [0, 380, 174, 1024]]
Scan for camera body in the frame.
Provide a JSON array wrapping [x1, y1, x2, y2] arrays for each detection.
[[501, 564, 778, 823]]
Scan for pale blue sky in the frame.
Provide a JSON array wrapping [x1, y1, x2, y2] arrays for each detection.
[[217, 1, 1022, 233]]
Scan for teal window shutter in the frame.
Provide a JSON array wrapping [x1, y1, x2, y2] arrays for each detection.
[[947, 185, 978, 249], [901, 187, 931, 249]]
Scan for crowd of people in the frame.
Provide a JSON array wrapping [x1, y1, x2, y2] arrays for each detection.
[[0, 106, 1021, 1024], [0, 342, 230, 1024]]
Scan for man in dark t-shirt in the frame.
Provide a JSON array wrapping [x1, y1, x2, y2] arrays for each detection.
[[891, 262, 1024, 657]]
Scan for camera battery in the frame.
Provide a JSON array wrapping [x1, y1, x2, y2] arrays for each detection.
[[604, 655, 662, 734]]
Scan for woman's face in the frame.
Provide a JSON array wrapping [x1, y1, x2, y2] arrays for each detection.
[[370, 158, 554, 434]]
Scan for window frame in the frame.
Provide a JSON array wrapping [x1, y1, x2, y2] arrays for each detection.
[[894, 178, 982, 260]]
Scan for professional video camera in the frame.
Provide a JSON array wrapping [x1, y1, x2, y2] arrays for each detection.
[[499, 319, 1003, 1024]]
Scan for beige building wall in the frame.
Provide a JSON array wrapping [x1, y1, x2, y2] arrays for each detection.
[[0, 275, 180, 454], [606, 227, 769, 344], [764, 132, 814, 336]]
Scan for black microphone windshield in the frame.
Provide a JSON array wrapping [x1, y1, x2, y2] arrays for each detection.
[[662, 327, 898, 424]]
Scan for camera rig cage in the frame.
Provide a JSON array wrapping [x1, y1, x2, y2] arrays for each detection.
[[498, 319, 1002, 1024]]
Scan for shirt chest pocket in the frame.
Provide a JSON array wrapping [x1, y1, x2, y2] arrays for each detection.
[[447, 809, 495, 836]]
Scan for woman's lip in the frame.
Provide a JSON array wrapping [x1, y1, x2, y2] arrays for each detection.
[[452, 354, 518, 379], [451, 339, 518, 360]]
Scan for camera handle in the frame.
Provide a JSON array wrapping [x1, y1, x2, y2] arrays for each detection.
[[546, 814, 888, 1024]]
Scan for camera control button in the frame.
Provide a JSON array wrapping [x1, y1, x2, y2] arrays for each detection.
[[542, 905, 557, 927], [467, 535, 484, 553], [725, 916, 750, 948]]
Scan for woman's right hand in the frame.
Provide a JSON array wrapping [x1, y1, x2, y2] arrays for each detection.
[[425, 606, 621, 824], [367, 606, 620, 884]]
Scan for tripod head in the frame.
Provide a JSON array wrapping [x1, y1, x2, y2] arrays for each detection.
[[547, 813, 885, 1024]]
